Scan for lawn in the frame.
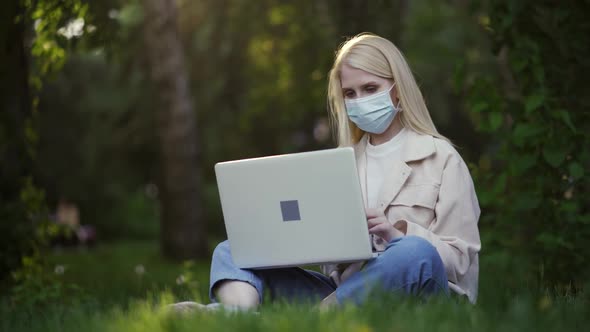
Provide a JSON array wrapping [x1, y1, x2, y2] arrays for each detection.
[[1, 241, 587, 332], [44, 241, 212, 305]]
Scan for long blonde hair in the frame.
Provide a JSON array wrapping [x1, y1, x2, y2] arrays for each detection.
[[327, 33, 449, 146]]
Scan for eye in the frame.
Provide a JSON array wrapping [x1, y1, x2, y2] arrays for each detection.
[[365, 85, 377, 93], [343, 90, 355, 99]]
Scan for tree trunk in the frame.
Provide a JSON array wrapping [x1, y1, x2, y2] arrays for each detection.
[[0, 0, 34, 281], [142, 0, 207, 259]]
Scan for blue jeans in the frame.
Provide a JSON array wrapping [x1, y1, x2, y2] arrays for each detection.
[[209, 235, 449, 305]]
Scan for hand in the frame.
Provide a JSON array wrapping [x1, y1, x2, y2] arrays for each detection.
[[366, 208, 404, 242]]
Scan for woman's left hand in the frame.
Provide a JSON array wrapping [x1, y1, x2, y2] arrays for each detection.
[[366, 208, 404, 242]]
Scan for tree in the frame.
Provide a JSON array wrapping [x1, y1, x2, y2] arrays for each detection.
[[143, 0, 207, 259], [1, 0, 87, 302], [0, 0, 33, 284]]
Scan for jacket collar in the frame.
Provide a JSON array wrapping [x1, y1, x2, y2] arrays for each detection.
[[353, 129, 436, 212]]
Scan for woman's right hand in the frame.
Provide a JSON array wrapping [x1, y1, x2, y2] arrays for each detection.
[[366, 208, 404, 242]]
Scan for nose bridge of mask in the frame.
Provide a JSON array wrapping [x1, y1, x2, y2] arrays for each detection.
[[345, 82, 396, 105]]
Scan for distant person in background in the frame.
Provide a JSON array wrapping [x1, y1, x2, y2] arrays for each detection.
[[56, 198, 80, 228], [54, 198, 97, 247], [170, 33, 481, 313]]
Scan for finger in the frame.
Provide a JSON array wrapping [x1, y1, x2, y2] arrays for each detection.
[[365, 208, 381, 219], [368, 220, 388, 230], [368, 223, 389, 237], [368, 223, 394, 242], [367, 217, 387, 228]]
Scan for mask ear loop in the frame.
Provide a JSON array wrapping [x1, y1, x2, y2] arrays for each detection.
[[366, 81, 401, 144], [389, 81, 402, 111]]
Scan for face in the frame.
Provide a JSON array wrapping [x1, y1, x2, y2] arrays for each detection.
[[339, 63, 397, 102]]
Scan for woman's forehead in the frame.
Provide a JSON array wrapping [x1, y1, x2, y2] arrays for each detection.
[[340, 63, 390, 88]]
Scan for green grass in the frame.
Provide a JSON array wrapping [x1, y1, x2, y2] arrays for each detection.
[[43, 240, 212, 304], [1, 241, 588, 331]]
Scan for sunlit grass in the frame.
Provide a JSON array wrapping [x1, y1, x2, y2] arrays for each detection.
[[3, 290, 587, 332], [2, 241, 587, 331]]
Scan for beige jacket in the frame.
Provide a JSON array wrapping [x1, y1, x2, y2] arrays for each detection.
[[322, 130, 481, 303]]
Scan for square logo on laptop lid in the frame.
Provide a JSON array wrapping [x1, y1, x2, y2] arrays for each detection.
[[280, 200, 301, 222]]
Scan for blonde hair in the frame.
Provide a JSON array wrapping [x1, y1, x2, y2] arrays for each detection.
[[327, 33, 449, 146]]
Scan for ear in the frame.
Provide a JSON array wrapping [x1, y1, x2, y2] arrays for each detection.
[[390, 88, 399, 104]]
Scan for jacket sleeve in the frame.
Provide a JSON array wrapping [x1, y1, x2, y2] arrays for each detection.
[[394, 155, 481, 284]]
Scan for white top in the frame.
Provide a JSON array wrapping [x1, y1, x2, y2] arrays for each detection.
[[365, 128, 408, 208]]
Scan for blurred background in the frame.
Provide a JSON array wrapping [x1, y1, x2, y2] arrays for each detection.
[[1, 0, 588, 309]]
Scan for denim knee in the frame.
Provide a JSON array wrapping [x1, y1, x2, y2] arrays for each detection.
[[335, 235, 448, 304], [209, 239, 265, 303], [387, 236, 440, 263], [384, 236, 444, 269], [383, 235, 448, 289], [212, 240, 231, 261]]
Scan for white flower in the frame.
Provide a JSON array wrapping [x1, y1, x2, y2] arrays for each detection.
[[108, 9, 119, 19], [135, 264, 145, 275], [176, 275, 185, 285], [57, 18, 85, 39], [54, 265, 65, 275]]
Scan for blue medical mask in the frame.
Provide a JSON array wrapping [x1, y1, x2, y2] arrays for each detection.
[[345, 83, 400, 134]]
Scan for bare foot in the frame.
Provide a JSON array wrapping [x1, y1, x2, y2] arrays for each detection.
[[166, 301, 256, 315], [166, 301, 207, 314]]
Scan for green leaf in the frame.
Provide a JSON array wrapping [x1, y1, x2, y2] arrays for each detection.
[[542, 146, 567, 168], [511, 153, 537, 174], [472, 101, 488, 113], [559, 201, 578, 214], [525, 94, 544, 113], [513, 193, 541, 211], [512, 123, 543, 147], [536, 233, 573, 250], [558, 110, 577, 133], [476, 190, 495, 207], [489, 112, 503, 130], [568, 162, 584, 179], [492, 173, 507, 194]]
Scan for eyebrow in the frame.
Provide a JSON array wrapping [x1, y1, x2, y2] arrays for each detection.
[[342, 81, 380, 90]]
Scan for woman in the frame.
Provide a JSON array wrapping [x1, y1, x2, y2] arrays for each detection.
[[172, 33, 481, 312]]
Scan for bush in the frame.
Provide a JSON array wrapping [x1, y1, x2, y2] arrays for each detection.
[[463, 0, 590, 287]]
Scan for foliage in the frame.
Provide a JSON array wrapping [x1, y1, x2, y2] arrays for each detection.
[[461, 0, 590, 287], [26, 0, 88, 83], [9, 253, 87, 308], [2, 178, 85, 307], [0, 177, 44, 285], [0, 0, 87, 301]]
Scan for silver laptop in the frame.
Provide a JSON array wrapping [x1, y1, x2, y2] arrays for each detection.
[[214, 147, 377, 269]]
